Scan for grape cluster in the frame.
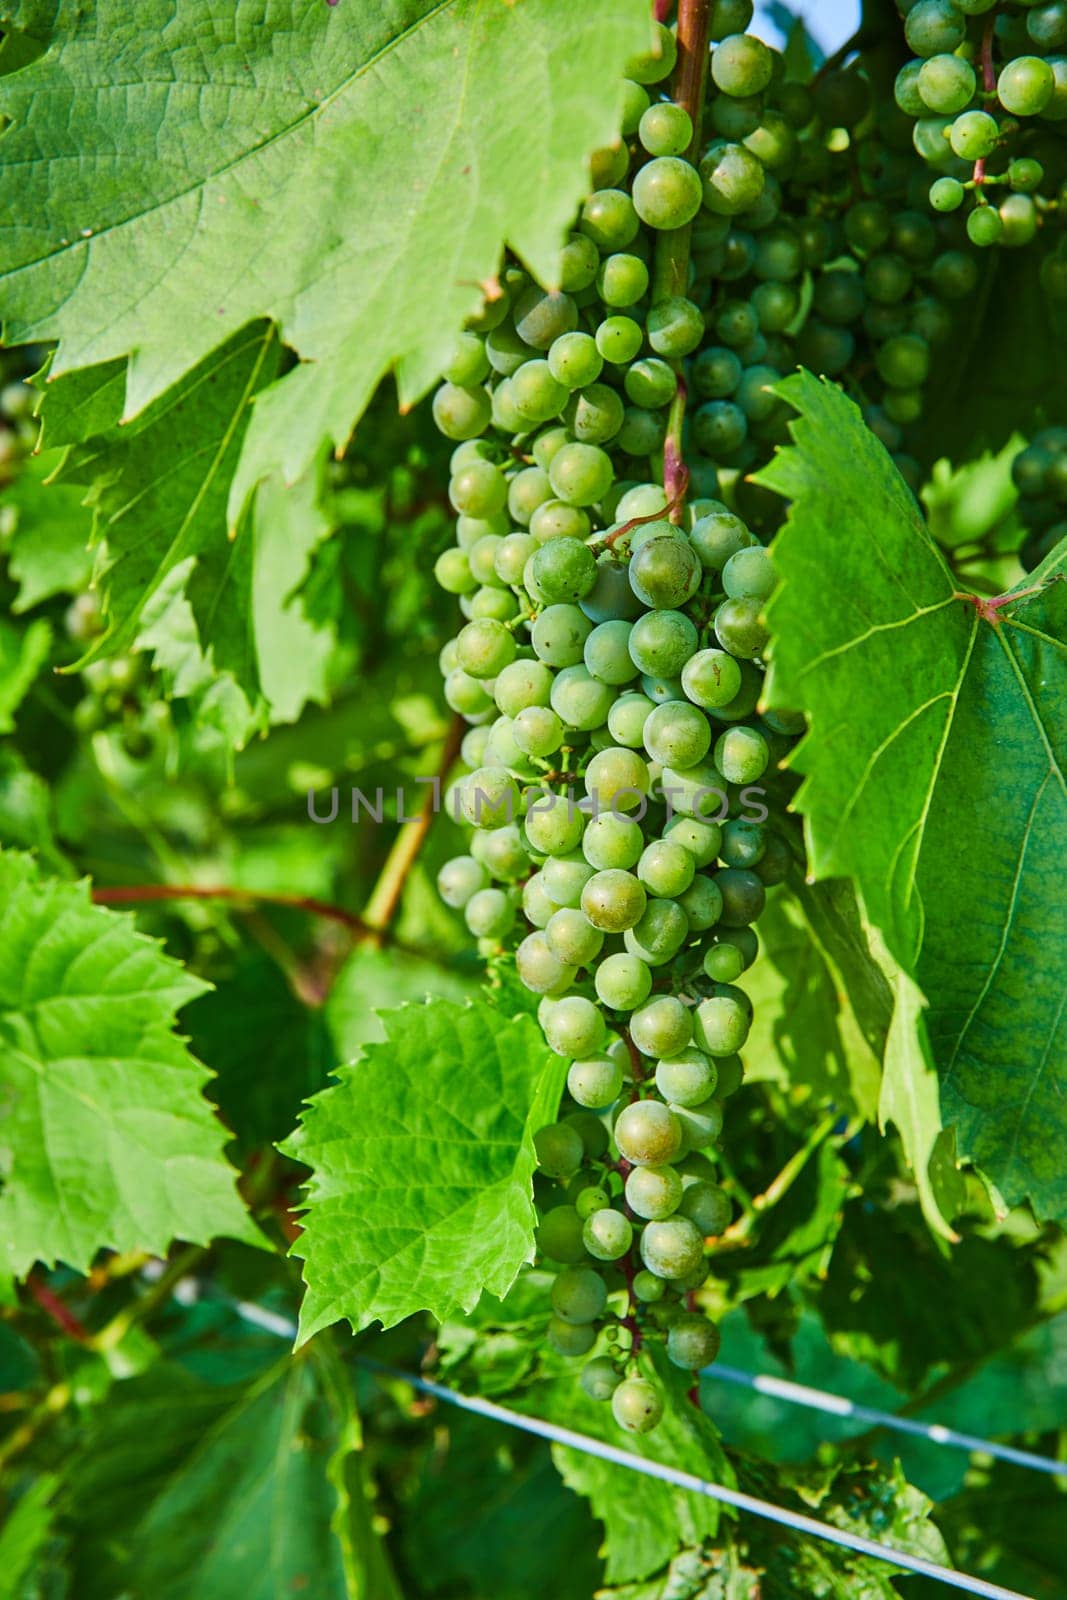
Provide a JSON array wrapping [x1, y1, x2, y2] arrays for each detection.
[[1013, 425, 1067, 567], [431, 15, 808, 1433], [895, 0, 1067, 248]]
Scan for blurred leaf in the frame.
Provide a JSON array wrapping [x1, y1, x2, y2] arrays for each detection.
[[59, 1354, 401, 1599], [282, 998, 567, 1343], [0, 1476, 58, 1600], [721, 1139, 852, 1302], [0, 618, 49, 735], [325, 944, 477, 1063], [1, 451, 92, 611]]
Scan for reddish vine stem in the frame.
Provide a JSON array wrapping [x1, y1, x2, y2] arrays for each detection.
[[27, 1275, 89, 1342], [603, 489, 688, 547], [651, 0, 712, 514], [92, 882, 370, 932], [973, 14, 998, 188]]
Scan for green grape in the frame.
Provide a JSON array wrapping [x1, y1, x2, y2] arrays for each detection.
[[542, 852, 595, 908], [530, 537, 597, 604], [583, 1207, 633, 1261], [693, 400, 748, 458], [575, 1186, 609, 1221], [548, 1317, 597, 1356], [512, 704, 564, 758], [930, 249, 979, 299], [630, 994, 693, 1057], [609, 692, 656, 747], [566, 382, 626, 444], [692, 991, 750, 1054], [689, 507, 756, 571], [493, 532, 536, 586], [629, 537, 702, 609], [444, 666, 493, 716], [671, 1095, 724, 1152], [626, 1162, 684, 1220], [432, 382, 491, 440], [713, 597, 769, 659], [714, 865, 767, 927], [435, 547, 476, 594], [625, 356, 677, 408], [450, 458, 507, 516], [876, 331, 931, 388], [700, 141, 766, 214], [625, 20, 678, 84], [640, 1214, 705, 1278], [692, 345, 743, 399], [494, 659, 553, 716], [629, 610, 700, 677], [568, 1054, 624, 1109], [710, 0, 754, 37], [618, 407, 668, 454], [646, 296, 705, 357], [581, 1357, 623, 1401], [751, 282, 798, 334], [632, 156, 704, 229], [1028, 3, 1067, 48], [559, 231, 601, 292], [535, 1121, 586, 1179], [681, 649, 743, 710], [596, 315, 644, 363], [948, 108, 999, 159], [437, 855, 489, 909], [715, 724, 769, 783], [720, 818, 766, 870], [531, 604, 593, 668], [895, 58, 926, 117], [929, 174, 964, 211], [614, 1098, 682, 1164], [679, 1180, 732, 1236], [525, 797, 585, 855], [512, 286, 579, 350], [918, 53, 976, 114], [1009, 157, 1044, 193], [677, 874, 724, 932], [544, 996, 606, 1058], [551, 1264, 608, 1324], [537, 1204, 588, 1262], [473, 822, 528, 880], [664, 814, 723, 867], [637, 838, 697, 899], [667, 1314, 722, 1369], [596, 251, 650, 307], [625, 898, 690, 963], [547, 907, 604, 968], [999, 193, 1037, 247], [998, 56, 1055, 116], [967, 204, 1003, 247], [551, 664, 617, 730], [517, 932, 578, 996], [612, 1377, 664, 1433], [460, 767, 520, 829], [711, 32, 774, 95], [549, 442, 615, 506], [456, 618, 517, 678], [548, 331, 604, 389], [591, 143, 630, 189], [568, 1110, 610, 1160], [584, 620, 639, 692], [655, 1046, 717, 1108], [523, 873, 555, 928], [583, 812, 645, 870], [585, 746, 650, 810], [580, 188, 640, 250], [582, 870, 648, 933], [639, 102, 694, 157], [905, 0, 966, 57], [621, 77, 652, 135]]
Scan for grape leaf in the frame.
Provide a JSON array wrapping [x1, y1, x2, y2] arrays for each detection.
[[757, 372, 1067, 1223], [60, 1353, 401, 1600], [0, 852, 259, 1276], [0, 617, 49, 734], [534, 1346, 732, 1586], [281, 997, 567, 1344], [56, 322, 279, 696], [1, 450, 92, 611], [1, 0, 651, 502], [0, 1476, 58, 1600]]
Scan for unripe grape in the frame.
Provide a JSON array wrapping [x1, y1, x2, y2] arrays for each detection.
[[551, 1265, 608, 1325], [544, 995, 606, 1058], [632, 156, 704, 229], [667, 1314, 722, 1370], [568, 1055, 625, 1109], [437, 855, 489, 909], [548, 1317, 597, 1356], [625, 1163, 684, 1220], [629, 995, 693, 1058], [583, 1206, 634, 1261], [581, 1357, 623, 1401], [582, 870, 648, 932], [537, 1205, 587, 1262], [640, 1215, 706, 1278], [671, 1096, 725, 1152], [612, 1377, 664, 1433], [656, 1047, 717, 1107], [614, 1098, 682, 1165], [679, 1180, 732, 1236], [595, 951, 653, 1009]]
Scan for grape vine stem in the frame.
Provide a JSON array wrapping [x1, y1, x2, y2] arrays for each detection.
[[653, 0, 712, 517]]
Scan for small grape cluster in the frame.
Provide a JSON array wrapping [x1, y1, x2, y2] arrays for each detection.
[[1013, 425, 1067, 567], [431, 12, 807, 1433], [895, 0, 1067, 247]]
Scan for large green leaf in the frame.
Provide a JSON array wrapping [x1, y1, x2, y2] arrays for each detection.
[[0, 618, 49, 735], [1, 0, 650, 501], [60, 1353, 401, 1599], [281, 997, 567, 1343], [0, 851, 259, 1275], [757, 372, 1067, 1222]]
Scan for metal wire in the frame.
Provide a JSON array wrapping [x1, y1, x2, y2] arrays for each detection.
[[706, 1364, 1067, 1480], [229, 1299, 1033, 1600]]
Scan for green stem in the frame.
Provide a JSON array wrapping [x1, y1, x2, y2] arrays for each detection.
[[362, 713, 464, 933], [710, 1112, 843, 1251], [90, 1244, 207, 1352]]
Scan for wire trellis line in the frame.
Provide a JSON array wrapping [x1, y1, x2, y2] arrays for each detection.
[[706, 1363, 1067, 1479], [228, 1298, 1032, 1600]]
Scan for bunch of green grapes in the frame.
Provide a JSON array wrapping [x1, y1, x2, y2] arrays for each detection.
[[431, 12, 801, 1433], [894, 0, 1067, 248], [1013, 425, 1067, 567]]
